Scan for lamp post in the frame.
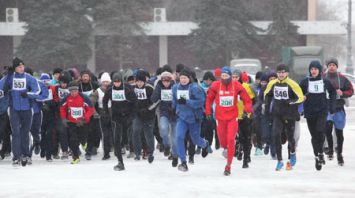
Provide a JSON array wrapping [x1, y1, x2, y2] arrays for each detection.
[[346, 0, 353, 74]]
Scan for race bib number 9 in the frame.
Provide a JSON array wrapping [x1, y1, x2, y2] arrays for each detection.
[[12, 78, 26, 91], [161, 89, 172, 101], [177, 90, 190, 100], [308, 80, 324, 94], [220, 96, 234, 107], [135, 88, 147, 100], [70, 107, 83, 119], [274, 86, 289, 100], [112, 90, 126, 101]]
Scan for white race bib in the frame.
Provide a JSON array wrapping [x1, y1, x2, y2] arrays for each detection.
[[12, 78, 26, 91], [70, 107, 83, 119], [47, 89, 53, 100], [161, 89, 172, 101], [135, 88, 147, 100], [177, 90, 190, 100], [219, 96, 234, 107], [112, 89, 126, 101], [58, 88, 69, 99], [82, 90, 93, 96], [274, 86, 289, 100], [308, 80, 324, 94]]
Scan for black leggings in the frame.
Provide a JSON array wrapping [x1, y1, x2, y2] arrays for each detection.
[[326, 121, 344, 154]]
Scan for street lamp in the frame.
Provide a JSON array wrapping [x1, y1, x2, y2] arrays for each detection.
[[346, 0, 353, 74]]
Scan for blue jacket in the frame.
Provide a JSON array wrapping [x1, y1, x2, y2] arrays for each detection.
[[172, 82, 205, 124], [0, 77, 9, 114], [4, 72, 41, 111], [31, 80, 50, 113]]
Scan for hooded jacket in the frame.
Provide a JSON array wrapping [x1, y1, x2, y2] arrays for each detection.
[[300, 61, 337, 118]]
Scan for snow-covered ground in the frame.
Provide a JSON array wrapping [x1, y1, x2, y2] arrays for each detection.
[[0, 122, 354, 198]]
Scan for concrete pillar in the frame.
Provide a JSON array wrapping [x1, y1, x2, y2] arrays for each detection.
[[159, 36, 168, 67], [307, 0, 317, 46], [87, 34, 96, 74], [13, 36, 23, 55]]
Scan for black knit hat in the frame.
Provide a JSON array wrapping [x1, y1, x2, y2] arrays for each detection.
[[136, 71, 146, 82], [53, 68, 63, 75], [276, 64, 289, 72], [112, 72, 123, 82], [13, 57, 24, 68], [326, 58, 338, 68], [179, 69, 191, 78], [203, 71, 216, 81]]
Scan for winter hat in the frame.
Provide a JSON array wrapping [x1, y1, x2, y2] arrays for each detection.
[[214, 67, 221, 77], [232, 69, 242, 77], [203, 71, 216, 81], [112, 72, 123, 82], [276, 64, 289, 72], [53, 68, 63, 75], [179, 69, 191, 78], [309, 60, 323, 74], [13, 57, 24, 68], [155, 67, 164, 76], [68, 81, 79, 91], [326, 58, 338, 68], [255, 71, 264, 80], [162, 64, 173, 73], [267, 71, 277, 80], [40, 73, 51, 81], [160, 71, 173, 81], [59, 73, 71, 84], [135, 71, 146, 82], [241, 72, 249, 83], [221, 66, 232, 76], [100, 72, 112, 83], [25, 67, 33, 76], [260, 74, 269, 82], [176, 63, 185, 73]]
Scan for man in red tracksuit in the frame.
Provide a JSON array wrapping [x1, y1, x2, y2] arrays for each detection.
[[205, 66, 253, 176], [60, 81, 94, 164]]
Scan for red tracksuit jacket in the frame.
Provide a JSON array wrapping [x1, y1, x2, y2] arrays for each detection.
[[60, 93, 94, 124]]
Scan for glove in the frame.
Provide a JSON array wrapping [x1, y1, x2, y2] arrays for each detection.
[[76, 119, 85, 127], [21, 92, 28, 98], [177, 97, 186, 104], [206, 115, 213, 121], [62, 119, 68, 127]]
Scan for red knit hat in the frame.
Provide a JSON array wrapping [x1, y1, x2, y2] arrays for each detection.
[[241, 71, 249, 83], [214, 67, 221, 77]]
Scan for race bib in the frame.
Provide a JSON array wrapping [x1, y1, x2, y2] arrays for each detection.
[[274, 86, 289, 100], [82, 90, 93, 96], [177, 90, 190, 100], [12, 78, 26, 91], [0, 90, 4, 98], [70, 107, 83, 119], [112, 90, 126, 101], [220, 96, 234, 107], [308, 80, 324, 94], [135, 88, 147, 100], [47, 89, 53, 100], [58, 88, 69, 99], [161, 89, 172, 101]]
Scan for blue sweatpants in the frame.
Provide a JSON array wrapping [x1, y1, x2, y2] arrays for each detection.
[[176, 118, 207, 162], [9, 108, 33, 160]]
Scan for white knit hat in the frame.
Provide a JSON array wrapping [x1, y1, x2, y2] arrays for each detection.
[[100, 72, 112, 83]]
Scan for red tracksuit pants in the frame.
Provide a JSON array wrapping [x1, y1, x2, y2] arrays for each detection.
[[216, 118, 238, 166]]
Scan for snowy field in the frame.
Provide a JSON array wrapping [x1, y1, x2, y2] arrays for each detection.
[[0, 121, 354, 198]]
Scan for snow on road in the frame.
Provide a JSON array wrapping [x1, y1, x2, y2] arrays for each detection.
[[0, 122, 354, 198]]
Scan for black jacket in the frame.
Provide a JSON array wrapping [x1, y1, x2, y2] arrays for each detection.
[[103, 83, 136, 118], [134, 84, 155, 120]]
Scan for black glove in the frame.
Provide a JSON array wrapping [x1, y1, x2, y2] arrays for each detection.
[[177, 97, 186, 104], [62, 119, 68, 127], [76, 119, 85, 127], [206, 115, 213, 121], [21, 92, 28, 98]]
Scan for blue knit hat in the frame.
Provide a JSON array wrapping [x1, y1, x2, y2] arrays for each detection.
[[40, 73, 51, 81], [221, 66, 232, 76]]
